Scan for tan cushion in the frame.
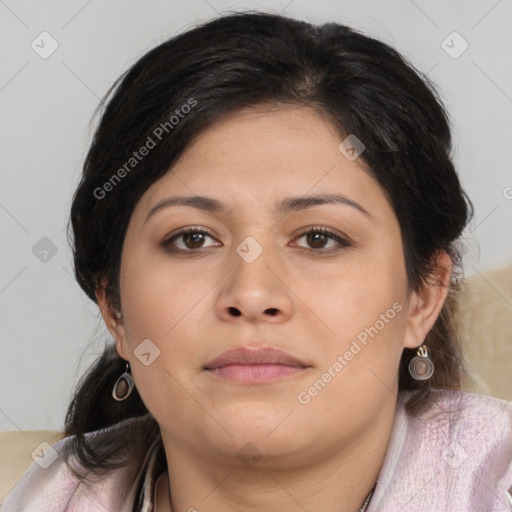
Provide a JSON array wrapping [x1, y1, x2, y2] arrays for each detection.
[[455, 262, 512, 401], [0, 430, 63, 504]]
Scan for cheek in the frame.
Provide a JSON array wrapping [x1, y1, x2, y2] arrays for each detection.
[[295, 247, 409, 386], [299, 247, 407, 336], [117, 256, 207, 423], [119, 248, 208, 341], [295, 288, 406, 424]]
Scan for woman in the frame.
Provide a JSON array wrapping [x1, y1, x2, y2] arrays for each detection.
[[2, 10, 511, 512]]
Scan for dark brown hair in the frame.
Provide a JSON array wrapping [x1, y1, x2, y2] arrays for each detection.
[[65, 10, 473, 477]]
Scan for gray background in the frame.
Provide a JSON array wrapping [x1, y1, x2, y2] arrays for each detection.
[[1, 0, 511, 431]]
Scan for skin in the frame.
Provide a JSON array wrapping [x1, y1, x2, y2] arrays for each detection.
[[97, 105, 452, 512]]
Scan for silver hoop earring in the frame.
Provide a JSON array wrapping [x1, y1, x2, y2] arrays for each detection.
[[408, 344, 434, 380], [112, 362, 134, 401]]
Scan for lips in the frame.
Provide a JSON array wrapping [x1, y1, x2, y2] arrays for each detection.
[[204, 346, 308, 370], [203, 346, 310, 384]]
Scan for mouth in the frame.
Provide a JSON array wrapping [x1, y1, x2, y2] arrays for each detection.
[[203, 346, 311, 384]]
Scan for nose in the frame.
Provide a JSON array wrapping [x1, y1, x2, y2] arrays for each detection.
[[214, 243, 294, 324]]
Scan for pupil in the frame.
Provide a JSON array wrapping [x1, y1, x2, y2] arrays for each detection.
[[184, 233, 204, 249], [308, 233, 327, 249]]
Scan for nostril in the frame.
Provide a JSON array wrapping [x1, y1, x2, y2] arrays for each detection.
[[265, 308, 278, 316], [228, 307, 241, 316]]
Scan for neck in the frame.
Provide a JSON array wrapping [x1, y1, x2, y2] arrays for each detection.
[[157, 467, 378, 512], [157, 402, 395, 512]]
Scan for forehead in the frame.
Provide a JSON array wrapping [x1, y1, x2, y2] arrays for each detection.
[[136, 105, 393, 223]]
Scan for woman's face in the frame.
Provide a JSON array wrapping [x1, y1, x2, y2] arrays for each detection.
[[101, 105, 445, 468]]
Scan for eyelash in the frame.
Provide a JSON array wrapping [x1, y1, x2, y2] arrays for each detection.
[[161, 226, 352, 255]]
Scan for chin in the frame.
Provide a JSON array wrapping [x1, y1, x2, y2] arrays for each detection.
[[220, 411, 307, 447]]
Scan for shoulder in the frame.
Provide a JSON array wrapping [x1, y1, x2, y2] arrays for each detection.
[[419, 388, 512, 431], [414, 388, 512, 455], [368, 389, 512, 512], [0, 414, 159, 512], [411, 389, 512, 483]]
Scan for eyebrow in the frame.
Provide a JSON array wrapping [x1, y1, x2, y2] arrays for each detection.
[[144, 192, 374, 224]]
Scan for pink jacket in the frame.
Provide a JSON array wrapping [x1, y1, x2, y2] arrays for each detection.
[[1, 389, 512, 511]]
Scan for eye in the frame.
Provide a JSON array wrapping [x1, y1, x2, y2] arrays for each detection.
[[161, 226, 352, 255], [293, 227, 352, 254], [161, 227, 220, 252]]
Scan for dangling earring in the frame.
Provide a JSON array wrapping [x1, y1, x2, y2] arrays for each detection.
[[112, 362, 135, 401], [408, 344, 434, 380]]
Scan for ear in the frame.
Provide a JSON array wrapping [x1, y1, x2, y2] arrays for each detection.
[[95, 280, 130, 361], [403, 250, 453, 349]]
